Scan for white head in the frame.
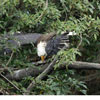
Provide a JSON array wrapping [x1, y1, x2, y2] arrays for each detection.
[[37, 41, 47, 62]]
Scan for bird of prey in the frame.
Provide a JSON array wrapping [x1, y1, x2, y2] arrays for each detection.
[[1, 31, 76, 62], [36, 31, 76, 62]]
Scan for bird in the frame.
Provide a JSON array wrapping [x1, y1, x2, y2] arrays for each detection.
[[1, 31, 76, 62], [36, 33, 56, 62], [36, 31, 76, 62]]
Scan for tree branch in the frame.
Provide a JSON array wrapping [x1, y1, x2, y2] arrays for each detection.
[[6, 63, 48, 80], [6, 51, 14, 67], [0, 73, 21, 93], [68, 61, 100, 69], [6, 61, 100, 81]]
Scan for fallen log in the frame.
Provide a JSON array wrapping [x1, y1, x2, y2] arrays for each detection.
[[6, 61, 100, 81], [6, 64, 48, 80]]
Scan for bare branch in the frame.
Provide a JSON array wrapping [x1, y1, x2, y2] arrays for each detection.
[[6, 51, 14, 67], [80, 72, 100, 82], [68, 61, 100, 69], [6, 61, 100, 81], [6, 64, 48, 80], [77, 34, 82, 49], [0, 73, 21, 93], [35, 0, 48, 23]]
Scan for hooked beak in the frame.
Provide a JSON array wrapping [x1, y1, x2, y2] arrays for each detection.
[[41, 56, 45, 62]]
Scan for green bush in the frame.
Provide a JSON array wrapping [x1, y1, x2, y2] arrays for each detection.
[[34, 70, 87, 95]]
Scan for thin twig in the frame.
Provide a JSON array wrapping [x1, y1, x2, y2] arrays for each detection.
[[60, 0, 67, 21], [0, 51, 14, 74], [0, 73, 21, 93], [0, 73, 33, 94], [35, 0, 48, 23], [77, 34, 82, 49], [80, 72, 100, 82], [6, 51, 14, 67]]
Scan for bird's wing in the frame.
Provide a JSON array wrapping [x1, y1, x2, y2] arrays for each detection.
[[45, 33, 69, 56], [13, 33, 42, 45], [36, 33, 56, 44], [0, 33, 42, 54]]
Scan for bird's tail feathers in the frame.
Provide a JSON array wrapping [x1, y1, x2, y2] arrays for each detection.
[[61, 31, 77, 36]]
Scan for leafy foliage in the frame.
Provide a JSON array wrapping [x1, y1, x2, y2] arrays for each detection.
[[34, 70, 87, 95], [0, 0, 100, 95], [54, 48, 81, 69]]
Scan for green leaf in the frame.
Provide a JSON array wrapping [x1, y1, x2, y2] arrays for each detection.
[[80, 90, 87, 95]]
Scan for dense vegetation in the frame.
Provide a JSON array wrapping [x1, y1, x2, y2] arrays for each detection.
[[0, 0, 100, 95]]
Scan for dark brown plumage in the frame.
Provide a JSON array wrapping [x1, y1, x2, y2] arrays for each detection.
[[36, 33, 56, 44], [36, 32, 70, 62]]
